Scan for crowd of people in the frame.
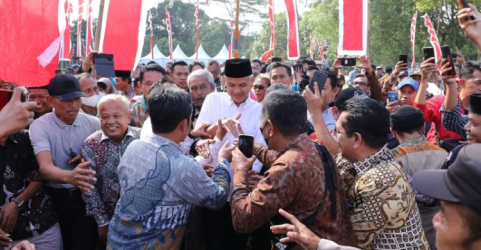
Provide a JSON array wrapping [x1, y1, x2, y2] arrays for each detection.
[[0, 3, 481, 250]]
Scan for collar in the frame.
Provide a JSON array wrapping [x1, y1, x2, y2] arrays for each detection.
[[352, 145, 394, 176], [226, 93, 252, 108], [398, 135, 427, 147], [274, 133, 309, 159], [141, 95, 149, 113], [100, 127, 135, 142], [148, 134, 190, 156], [52, 111, 81, 128]]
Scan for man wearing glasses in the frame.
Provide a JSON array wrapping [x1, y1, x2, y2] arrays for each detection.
[[28, 86, 52, 119]]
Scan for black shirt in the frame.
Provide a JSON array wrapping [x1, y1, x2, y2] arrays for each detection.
[[0, 130, 58, 240]]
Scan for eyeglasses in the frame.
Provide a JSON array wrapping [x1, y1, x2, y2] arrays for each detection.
[[253, 85, 266, 90], [353, 81, 368, 87]]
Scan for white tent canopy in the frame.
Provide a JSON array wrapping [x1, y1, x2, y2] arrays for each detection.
[[139, 45, 169, 66], [172, 45, 189, 60], [212, 44, 229, 63], [188, 44, 211, 65]]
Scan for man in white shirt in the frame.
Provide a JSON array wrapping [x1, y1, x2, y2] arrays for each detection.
[[194, 59, 267, 250]]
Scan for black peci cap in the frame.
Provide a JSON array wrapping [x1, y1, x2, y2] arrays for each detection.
[[48, 74, 86, 101], [115, 70, 131, 78], [469, 93, 481, 115], [391, 106, 425, 133], [414, 144, 481, 216], [224, 59, 252, 78]]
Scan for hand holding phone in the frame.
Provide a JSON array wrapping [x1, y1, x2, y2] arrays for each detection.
[[399, 55, 408, 65], [423, 47, 435, 60], [0, 88, 37, 137], [309, 71, 328, 93], [93, 53, 115, 77], [238, 135, 254, 158], [459, 0, 476, 20], [388, 91, 398, 103], [441, 45, 457, 76], [340, 58, 356, 67]]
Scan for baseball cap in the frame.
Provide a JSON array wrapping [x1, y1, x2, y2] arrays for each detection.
[[376, 66, 383, 70], [48, 74, 86, 101], [413, 144, 481, 215], [397, 78, 419, 91], [410, 70, 422, 77], [398, 71, 409, 77]]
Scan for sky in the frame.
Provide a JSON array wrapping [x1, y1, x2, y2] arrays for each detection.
[[81, 0, 311, 35]]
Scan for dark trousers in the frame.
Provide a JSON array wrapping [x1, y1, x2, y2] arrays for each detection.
[[181, 205, 205, 250], [203, 203, 248, 250], [47, 188, 98, 250]]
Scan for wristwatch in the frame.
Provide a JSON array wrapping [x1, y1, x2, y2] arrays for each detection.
[[12, 197, 24, 208]]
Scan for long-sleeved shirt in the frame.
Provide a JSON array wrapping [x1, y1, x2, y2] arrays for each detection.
[[81, 127, 141, 227], [337, 146, 429, 249], [195, 92, 267, 172], [107, 134, 231, 250], [366, 72, 382, 102], [229, 133, 358, 249], [440, 100, 468, 138]]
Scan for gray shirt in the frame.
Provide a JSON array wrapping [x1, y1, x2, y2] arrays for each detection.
[[29, 112, 100, 189]]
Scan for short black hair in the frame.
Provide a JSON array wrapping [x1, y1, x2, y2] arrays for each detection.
[[189, 61, 205, 72], [251, 59, 262, 66], [341, 98, 390, 149], [133, 77, 141, 88], [302, 58, 316, 66], [149, 87, 192, 134], [171, 61, 189, 74], [208, 60, 219, 67], [269, 62, 292, 77], [456, 202, 481, 246], [460, 61, 481, 80], [306, 65, 319, 71], [160, 76, 174, 85], [265, 83, 290, 96], [325, 70, 339, 89], [120, 76, 132, 85], [140, 63, 166, 83], [262, 89, 307, 137]]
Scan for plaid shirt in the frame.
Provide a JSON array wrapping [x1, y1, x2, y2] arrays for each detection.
[[440, 101, 468, 138]]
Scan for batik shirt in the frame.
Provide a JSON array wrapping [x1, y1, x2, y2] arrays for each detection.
[[229, 134, 359, 249], [81, 127, 141, 227], [338, 146, 430, 249], [107, 134, 231, 250], [130, 95, 149, 127]]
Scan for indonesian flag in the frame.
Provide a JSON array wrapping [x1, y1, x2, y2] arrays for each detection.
[[318, 40, 325, 62], [195, 2, 200, 59], [229, 5, 234, 59], [98, 0, 149, 71], [422, 13, 442, 63], [166, 7, 173, 60], [310, 34, 315, 59], [410, 12, 417, 68], [149, 11, 154, 59], [260, 48, 274, 62], [0, 0, 66, 87], [338, 0, 368, 56], [62, 1, 73, 59], [284, 0, 300, 60], [85, 0, 94, 54], [77, 0, 84, 58], [268, 0, 275, 50]]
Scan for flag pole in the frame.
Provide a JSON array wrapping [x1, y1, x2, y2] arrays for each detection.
[[233, 0, 240, 59], [92, 0, 105, 77]]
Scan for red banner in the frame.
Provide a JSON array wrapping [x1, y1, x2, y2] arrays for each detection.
[[268, 0, 275, 50], [260, 49, 274, 62], [86, 0, 94, 54], [77, 0, 84, 58], [318, 40, 325, 62], [422, 13, 442, 63], [284, 0, 300, 59], [338, 0, 368, 55], [62, 1, 72, 59], [166, 8, 173, 60], [410, 12, 417, 68], [99, 0, 148, 71], [0, 0, 64, 87]]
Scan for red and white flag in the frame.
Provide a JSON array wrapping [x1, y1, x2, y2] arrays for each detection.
[[260, 49, 274, 62], [410, 12, 417, 68], [62, 0, 72, 59], [228, 4, 235, 59], [268, 0, 275, 50], [98, 0, 149, 71], [310, 34, 315, 59], [149, 11, 154, 59], [0, 0, 66, 87], [284, 0, 300, 60], [77, 0, 84, 58], [338, 0, 368, 56], [421, 13, 442, 63], [85, 0, 94, 54], [318, 40, 325, 62], [194, 2, 200, 59], [166, 8, 173, 60]]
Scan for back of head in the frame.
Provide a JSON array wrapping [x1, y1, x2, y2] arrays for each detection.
[[391, 106, 425, 136], [265, 83, 290, 96], [149, 87, 192, 134], [342, 98, 390, 149], [140, 63, 165, 83], [262, 89, 307, 137]]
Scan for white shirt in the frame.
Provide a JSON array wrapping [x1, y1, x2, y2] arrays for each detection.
[[195, 92, 267, 172], [307, 107, 336, 133]]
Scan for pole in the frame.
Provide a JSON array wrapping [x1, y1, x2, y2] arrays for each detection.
[[366, 0, 371, 57], [234, 0, 240, 59], [92, 0, 105, 77]]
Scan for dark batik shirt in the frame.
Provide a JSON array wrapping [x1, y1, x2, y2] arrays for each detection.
[[0, 130, 58, 241]]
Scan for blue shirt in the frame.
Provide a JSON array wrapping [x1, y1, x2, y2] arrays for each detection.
[[107, 134, 231, 250]]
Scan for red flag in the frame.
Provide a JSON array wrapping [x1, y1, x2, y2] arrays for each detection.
[[86, 0, 94, 54], [0, 0, 64, 87], [338, 0, 368, 55], [149, 12, 154, 59], [166, 8, 173, 60], [268, 0, 275, 50], [284, 0, 300, 59], [317, 40, 325, 62], [260, 48, 274, 62], [229, 5, 235, 59], [194, 2, 200, 59], [422, 13, 442, 63], [62, 1, 72, 59], [310, 34, 314, 59], [77, 0, 84, 58], [410, 12, 417, 68], [99, 0, 148, 71]]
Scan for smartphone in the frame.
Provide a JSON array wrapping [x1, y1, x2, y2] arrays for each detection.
[[459, 0, 476, 20], [399, 55, 408, 64], [340, 58, 356, 67], [388, 91, 398, 103], [271, 57, 282, 63], [238, 135, 254, 158], [423, 47, 435, 60], [0, 89, 26, 111], [441, 45, 457, 76], [309, 71, 328, 93], [452, 52, 458, 60], [93, 53, 115, 76]]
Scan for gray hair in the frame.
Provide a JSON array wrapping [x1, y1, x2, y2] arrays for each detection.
[[187, 69, 215, 89], [97, 94, 130, 114]]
